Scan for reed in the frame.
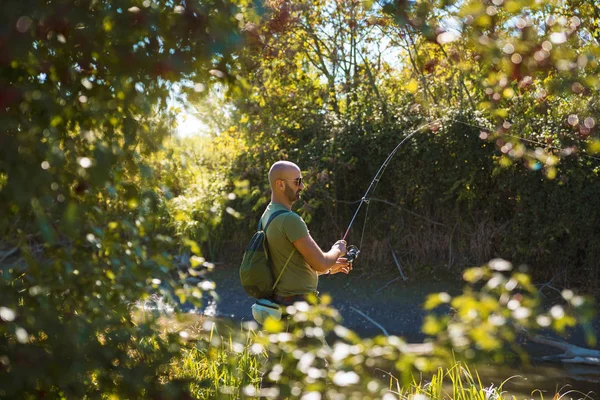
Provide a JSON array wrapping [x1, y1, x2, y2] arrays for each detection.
[[168, 331, 592, 400]]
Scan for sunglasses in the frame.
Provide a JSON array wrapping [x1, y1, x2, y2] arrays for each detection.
[[281, 177, 303, 186]]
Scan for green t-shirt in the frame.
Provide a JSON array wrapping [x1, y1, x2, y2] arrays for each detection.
[[261, 202, 317, 297]]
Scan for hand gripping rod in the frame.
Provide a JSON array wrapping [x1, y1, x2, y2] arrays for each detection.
[[342, 119, 442, 241]]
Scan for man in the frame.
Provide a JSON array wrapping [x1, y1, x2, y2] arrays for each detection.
[[262, 160, 351, 306]]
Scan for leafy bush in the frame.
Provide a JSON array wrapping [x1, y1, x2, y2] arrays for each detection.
[[0, 0, 251, 396], [2, 0, 599, 397], [165, 259, 595, 399], [205, 0, 600, 287], [218, 107, 600, 286]]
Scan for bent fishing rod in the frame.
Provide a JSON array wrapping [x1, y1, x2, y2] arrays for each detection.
[[341, 118, 444, 264]]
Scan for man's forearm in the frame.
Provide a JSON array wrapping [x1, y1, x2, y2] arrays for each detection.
[[323, 247, 343, 266], [293, 236, 346, 272]]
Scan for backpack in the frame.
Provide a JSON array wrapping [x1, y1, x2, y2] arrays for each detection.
[[240, 210, 291, 299]]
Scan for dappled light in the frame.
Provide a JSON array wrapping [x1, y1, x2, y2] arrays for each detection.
[[1, 0, 599, 398]]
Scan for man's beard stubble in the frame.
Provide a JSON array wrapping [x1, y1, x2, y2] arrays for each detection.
[[284, 184, 301, 203]]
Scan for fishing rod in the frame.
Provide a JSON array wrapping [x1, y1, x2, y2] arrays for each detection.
[[342, 118, 444, 264]]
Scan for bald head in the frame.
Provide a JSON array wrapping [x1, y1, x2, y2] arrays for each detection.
[[268, 161, 301, 188]]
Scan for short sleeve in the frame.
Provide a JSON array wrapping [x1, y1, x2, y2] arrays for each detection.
[[281, 213, 309, 242]]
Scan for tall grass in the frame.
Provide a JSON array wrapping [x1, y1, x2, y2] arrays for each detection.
[[168, 328, 592, 400], [169, 326, 263, 399], [406, 362, 510, 400]]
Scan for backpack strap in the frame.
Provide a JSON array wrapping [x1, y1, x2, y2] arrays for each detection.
[[259, 209, 291, 231], [271, 250, 294, 291], [258, 209, 296, 293]]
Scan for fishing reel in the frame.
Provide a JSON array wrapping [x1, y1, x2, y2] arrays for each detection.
[[346, 245, 360, 264]]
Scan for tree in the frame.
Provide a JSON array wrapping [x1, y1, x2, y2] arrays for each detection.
[[0, 0, 255, 396]]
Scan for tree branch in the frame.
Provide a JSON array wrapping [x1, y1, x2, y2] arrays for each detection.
[[529, 335, 600, 366]]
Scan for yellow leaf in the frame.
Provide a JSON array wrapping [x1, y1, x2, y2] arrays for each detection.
[[463, 267, 484, 283], [470, 325, 500, 350], [406, 79, 418, 94], [50, 116, 63, 127], [499, 156, 512, 167], [503, 88, 515, 98], [474, 15, 491, 28], [422, 316, 443, 335], [478, 101, 492, 111], [184, 239, 202, 256], [588, 140, 600, 153], [103, 17, 113, 32], [190, 255, 205, 268], [424, 293, 450, 310], [554, 315, 577, 333], [263, 317, 284, 333], [505, 0, 520, 13], [494, 108, 509, 118]]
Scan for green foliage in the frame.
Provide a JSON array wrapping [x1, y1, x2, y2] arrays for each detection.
[[0, 0, 256, 397], [220, 107, 600, 285], [145, 136, 245, 246], [165, 263, 595, 399], [0, 133, 246, 396], [2, 0, 599, 397], [424, 259, 596, 362], [410, 362, 512, 400], [170, 335, 262, 398], [199, 0, 600, 285]]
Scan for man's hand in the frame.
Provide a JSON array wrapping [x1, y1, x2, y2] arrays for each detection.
[[329, 257, 352, 275], [332, 239, 347, 256]]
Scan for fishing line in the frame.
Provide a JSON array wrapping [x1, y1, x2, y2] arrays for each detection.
[[450, 118, 600, 162], [342, 118, 444, 243], [342, 115, 600, 262], [358, 196, 370, 251]]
